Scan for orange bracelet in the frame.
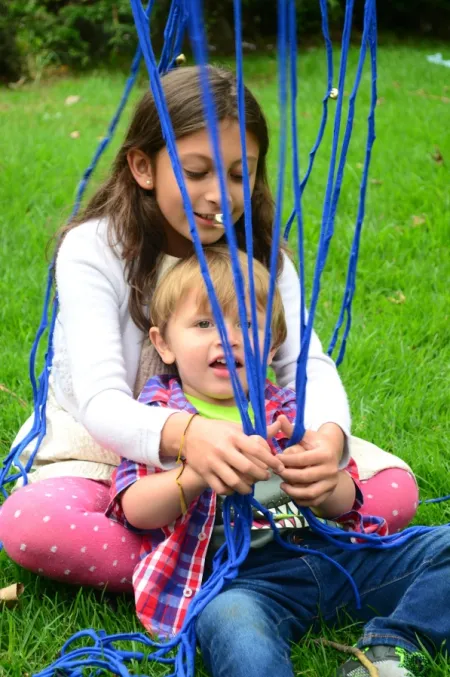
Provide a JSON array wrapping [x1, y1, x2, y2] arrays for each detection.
[[176, 413, 198, 464], [176, 461, 188, 514], [175, 413, 198, 514]]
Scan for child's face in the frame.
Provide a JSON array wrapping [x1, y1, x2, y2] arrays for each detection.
[[152, 119, 259, 257], [150, 289, 275, 407]]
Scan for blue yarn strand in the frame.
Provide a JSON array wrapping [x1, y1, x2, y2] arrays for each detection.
[[328, 0, 377, 364], [283, 0, 334, 241]]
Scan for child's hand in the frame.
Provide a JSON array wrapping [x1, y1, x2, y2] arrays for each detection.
[[276, 415, 343, 508], [183, 417, 285, 496]]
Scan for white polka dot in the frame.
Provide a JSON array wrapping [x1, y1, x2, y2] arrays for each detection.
[[58, 487, 65, 491], [121, 536, 126, 543], [413, 502, 418, 509], [14, 510, 22, 518], [112, 560, 118, 567], [109, 522, 116, 527], [392, 510, 399, 516], [50, 545, 58, 553], [24, 489, 33, 493], [38, 568, 44, 574], [93, 526, 99, 532], [45, 493, 52, 497], [89, 566, 96, 572], [130, 553, 136, 560], [120, 577, 127, 583], [98, 582, 105, 587], [80, 546, 87, 553], [103, 543, 108, 550], [65, 505, 72, 510], [72, 495, 78, 499], [366, 494, 373, 499], [83, 512, 89, 516], [70, 524, 76, 530], [20, 543, 27, 552], [391, 482, 399, 489], [64, 570, 71, 576], [43, 516, 51, 523]]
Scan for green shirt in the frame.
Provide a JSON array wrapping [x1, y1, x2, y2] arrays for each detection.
[[185, 394, 255, 425]]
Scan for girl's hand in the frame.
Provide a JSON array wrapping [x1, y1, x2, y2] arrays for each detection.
[[276, 415, 343, 507], [182, 417, 284, 496]]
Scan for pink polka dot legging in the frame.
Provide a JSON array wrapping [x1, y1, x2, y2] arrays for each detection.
[[0, 471, 418, 593]]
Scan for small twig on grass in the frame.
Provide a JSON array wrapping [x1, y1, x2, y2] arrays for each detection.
[[0, 384, 28, 408], [313, 639, 379, 677]]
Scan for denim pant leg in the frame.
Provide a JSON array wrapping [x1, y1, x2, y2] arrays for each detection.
[[196, 543, 321, 677], [308, 526, 450, 654]]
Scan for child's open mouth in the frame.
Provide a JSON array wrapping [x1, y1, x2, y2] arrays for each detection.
[[209, 357, 243, 372]]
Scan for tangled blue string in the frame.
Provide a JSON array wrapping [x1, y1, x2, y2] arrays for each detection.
[[0, 1, 447, 675]]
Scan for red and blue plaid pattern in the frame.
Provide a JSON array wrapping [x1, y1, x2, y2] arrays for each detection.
[[107, 375, 387, 637]]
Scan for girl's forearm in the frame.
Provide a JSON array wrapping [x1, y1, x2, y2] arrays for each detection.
[[120, 465, 208, 530]]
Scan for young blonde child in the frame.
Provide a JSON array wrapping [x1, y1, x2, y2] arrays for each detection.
[[0, 65, 417, 593], [108, 247, 447, 677]]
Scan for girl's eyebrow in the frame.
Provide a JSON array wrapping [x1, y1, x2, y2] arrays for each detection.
[[180, 153, 258, 166]]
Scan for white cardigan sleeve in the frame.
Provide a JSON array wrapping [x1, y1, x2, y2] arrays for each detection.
[[55, 224, 178, 469], [272, 253, 351, 449]]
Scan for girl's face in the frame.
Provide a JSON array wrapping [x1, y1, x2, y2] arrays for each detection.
[[152, 119, 260, 257]]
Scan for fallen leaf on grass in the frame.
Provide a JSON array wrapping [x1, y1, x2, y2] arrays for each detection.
[[376, 97, 385, 105], [8, 76, 26, 90], [356, 162, 364, 169], [0, 384, 28, 408], [431, 147, 444, 164], [70, 130, 80, 139], [65, 95, 80, 106], [0, 583, 24, 608], [411, 214, 426, 227], [387, 291, 406, 305], [370, 178, 383, 185]]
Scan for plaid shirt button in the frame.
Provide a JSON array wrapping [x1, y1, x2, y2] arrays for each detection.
[[198, 531, 207, 541], [183, 587, 193, 598]]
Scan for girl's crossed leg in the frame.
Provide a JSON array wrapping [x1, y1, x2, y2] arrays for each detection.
[[0, 477, 139, 592], [0, 466, 418, 590]]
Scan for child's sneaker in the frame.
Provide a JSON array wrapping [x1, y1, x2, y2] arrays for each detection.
[[336, 645, 429, 676]]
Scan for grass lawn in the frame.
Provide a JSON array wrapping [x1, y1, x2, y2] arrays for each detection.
[[1, 41, 449, 675]]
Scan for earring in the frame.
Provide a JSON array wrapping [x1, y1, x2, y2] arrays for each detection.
[[145, 179, 151, 186]]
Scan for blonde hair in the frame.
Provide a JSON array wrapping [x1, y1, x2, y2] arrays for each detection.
[[151, 246, 287, 350]]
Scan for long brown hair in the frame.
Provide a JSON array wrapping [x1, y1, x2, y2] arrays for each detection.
[[59, 65, 282, 333]]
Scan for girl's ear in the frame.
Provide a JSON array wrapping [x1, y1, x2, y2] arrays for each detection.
[[149, 327, 176, 365], [127, 149, 154, 189]]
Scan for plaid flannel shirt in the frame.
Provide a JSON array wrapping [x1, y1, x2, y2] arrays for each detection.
[[107, 375, 388, 637]]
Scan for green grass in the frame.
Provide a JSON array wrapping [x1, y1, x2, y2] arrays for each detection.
[[0, 42, 449, 674]]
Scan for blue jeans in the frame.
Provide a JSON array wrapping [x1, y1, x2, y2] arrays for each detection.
[[196, 526, 450, 677]]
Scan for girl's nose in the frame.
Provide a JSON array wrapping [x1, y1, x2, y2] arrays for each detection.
[[204, 177, 232, 210]]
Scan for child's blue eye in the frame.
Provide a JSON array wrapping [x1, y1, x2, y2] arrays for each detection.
[[197, 320, 213, 329], [231, 174, 243, 182], [237, 320, 252, 329]]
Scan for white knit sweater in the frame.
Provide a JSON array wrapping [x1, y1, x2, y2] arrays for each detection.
[[13, 218, 355, 484]]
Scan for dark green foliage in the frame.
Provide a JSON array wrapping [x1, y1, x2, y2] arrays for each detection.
[[0, 0, 449, 81]]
